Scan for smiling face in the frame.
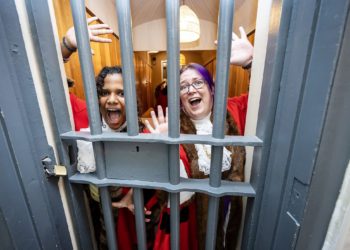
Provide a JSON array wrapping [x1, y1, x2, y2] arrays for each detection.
[[180, 68, 213, 120], [99, 73, 126, 130]]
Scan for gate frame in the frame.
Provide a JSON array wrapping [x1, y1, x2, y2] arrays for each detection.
[[9, 0, 350, 249]]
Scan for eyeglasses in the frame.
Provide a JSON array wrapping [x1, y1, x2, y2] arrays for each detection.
[[179, 79, 205, 94]]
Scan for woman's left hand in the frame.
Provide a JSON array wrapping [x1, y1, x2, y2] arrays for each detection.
[[215, 26, 254, 67], [112, 189, 152, 222], [144, 106, 169, 134]]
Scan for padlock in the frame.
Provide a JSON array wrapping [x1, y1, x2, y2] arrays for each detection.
[[54, 165, 67, 176]]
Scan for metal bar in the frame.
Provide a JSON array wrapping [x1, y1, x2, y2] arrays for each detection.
[[212, 0, 234, 139], [70, 174, 256, 197], [169, 145, 180, 250], [206, 0, 235, 248], [170, 193, 180, 250], [100, 188, 118, 250], [70, 1, 117, 249], [209, 146, 224, 187], [22, 0, 93, 246], [205, 197, 220, 250], [133, 188, 147, 250], [69, 0, 102, 135], [115, 0, 139, 136], [61, 132, 263, 146], [166, 0, 181, 248], [166, 0, 180, 138]]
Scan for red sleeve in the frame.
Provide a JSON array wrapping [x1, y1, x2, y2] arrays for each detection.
[[69, 93, 89, 131], [227, 93, 248, 135], [180, 145, 192, 178]]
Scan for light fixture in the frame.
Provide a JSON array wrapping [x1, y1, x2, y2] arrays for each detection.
[[180, 3, 200, 43]]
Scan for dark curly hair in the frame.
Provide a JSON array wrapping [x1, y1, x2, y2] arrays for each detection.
[[95, 66, 123, 98]]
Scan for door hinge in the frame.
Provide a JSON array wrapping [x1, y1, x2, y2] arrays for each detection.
[[42, 157, 67, 177]]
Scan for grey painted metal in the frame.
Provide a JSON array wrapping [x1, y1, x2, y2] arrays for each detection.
[[273, 0, 350, 248], [205, 197, 220, 250], [105, 142, 169, 181], [70, 1, 117, 249], [70, 174, 256, 197], [133, 188, 147, 250], [0, 1, 73, 248], [24, 0, 94, 247], [170, 193, 180, 250], [241, 0, 294, 248], [100, 188, 118, 250], [166, 0, 180, 139], [296, 7, 350, 249], [165, 0, 181, 245], [69, 0, 102, 135], [209, 146, 224, 187], [169, 145, 180, 249], [115, 0, 139, 135], [206, 0, 234, 248], [0, 113, 41, 249], [212, 0, 234, 140], [61, 131, 263, 146]]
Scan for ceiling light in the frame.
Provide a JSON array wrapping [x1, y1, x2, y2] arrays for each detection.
[[180, 5, 200, 43]]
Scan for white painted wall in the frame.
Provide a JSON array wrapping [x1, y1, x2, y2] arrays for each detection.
[[132, 18, 218, 51], [233, 0, 258, 34], [244, 0, 272, 181], [86, 0, 119, 35], [84, 0, 258, 51]]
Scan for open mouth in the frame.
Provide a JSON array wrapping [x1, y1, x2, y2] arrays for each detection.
[[107, 108, 122, 123], [189, 97, 201, 106]]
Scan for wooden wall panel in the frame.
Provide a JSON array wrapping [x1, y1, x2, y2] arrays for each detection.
[[53, 1, 123, 100]]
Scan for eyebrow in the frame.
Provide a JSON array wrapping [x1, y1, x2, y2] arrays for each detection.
[[180, 77, 201, 84]]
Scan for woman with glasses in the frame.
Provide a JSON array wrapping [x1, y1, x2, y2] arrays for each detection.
[[146, 27, 253, 249]]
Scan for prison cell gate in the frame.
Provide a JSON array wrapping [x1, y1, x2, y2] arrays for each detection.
[[1, 0, 349, 249], [61, 0, 261, 249]]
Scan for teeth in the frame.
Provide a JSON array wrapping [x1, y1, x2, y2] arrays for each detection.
[[189, 98, 201, 105]]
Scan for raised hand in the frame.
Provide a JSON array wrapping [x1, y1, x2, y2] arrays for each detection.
[[215, 26, 253, 67], [64, 16, 113, 50], [230, 27, 254, 66], [144, 106, 169, 134]]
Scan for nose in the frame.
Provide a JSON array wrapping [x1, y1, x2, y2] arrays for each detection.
[[187, 84, 196, 94], [107, 93, 118, 104]]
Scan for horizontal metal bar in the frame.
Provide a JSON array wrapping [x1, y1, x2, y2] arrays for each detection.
[[61, 131, 263, 146], [69, 174, 256, 197]]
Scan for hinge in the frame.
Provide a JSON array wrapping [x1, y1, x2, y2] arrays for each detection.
[[42, 157, 67, 177]]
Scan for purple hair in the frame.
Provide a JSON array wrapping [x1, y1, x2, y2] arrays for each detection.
[[180, 63, 214, 92]]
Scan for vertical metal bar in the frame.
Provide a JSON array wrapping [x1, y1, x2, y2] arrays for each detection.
[[100, 188, 118, 250], [70, 1, 117, 249], [166, 0, 180, 249], [212, 0, 234, 139], [69, 0, 102, 135], [166, 0, 180, 138], [205, 197, 220, 250], [115, 0, 139, 135], [133, 188, 147, 250], [206, 0, 235, 249], [115, 1, 146, 249]]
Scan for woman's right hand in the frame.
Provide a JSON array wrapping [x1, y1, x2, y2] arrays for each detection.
[[64, 16, 113, 50], [144, 106, 169, 134]]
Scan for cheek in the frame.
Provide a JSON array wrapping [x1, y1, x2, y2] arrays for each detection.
[[120, 98, 125, 107], [180, 95, 187, 106]]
